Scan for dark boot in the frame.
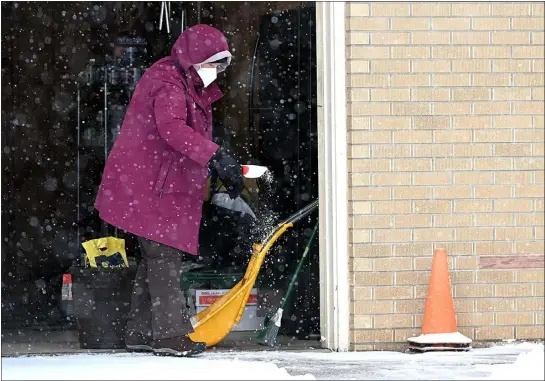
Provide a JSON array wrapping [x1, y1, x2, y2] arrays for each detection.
[[125, 331, 153, 353], [152, 336, 207, 357]]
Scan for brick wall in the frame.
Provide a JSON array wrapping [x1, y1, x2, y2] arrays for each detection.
[[346, 2, 544, 350]]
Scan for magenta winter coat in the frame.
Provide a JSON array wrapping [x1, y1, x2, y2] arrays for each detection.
[[95, 25, 230, 255]]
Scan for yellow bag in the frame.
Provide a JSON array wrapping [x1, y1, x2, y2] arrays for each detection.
[[82, 237, 129, 269]]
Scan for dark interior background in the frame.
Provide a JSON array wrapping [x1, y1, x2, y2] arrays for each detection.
[[1, 1, 318, 339]]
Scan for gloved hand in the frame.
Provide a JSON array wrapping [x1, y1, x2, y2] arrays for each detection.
[[208, 147, 244, 199]]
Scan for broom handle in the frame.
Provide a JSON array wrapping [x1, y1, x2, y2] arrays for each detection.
[[278, 222, 319, 310]]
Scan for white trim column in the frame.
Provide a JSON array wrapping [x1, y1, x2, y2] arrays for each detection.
[[316, 1, 350, 352]]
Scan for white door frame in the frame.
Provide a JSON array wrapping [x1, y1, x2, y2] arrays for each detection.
[[316, 2, 350, 352]]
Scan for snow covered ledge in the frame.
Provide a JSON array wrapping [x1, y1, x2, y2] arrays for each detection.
[[316, 2, 350, 352]]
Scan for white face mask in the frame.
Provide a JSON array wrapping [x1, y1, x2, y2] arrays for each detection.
[[196, 67, 217, 88]]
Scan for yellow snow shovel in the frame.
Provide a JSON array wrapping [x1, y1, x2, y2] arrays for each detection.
[[188, 199, 319, 347]]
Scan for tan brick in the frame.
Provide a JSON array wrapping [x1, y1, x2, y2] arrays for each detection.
[[495, 227, 534, 241], [435, 215, 473, 228], [352, 258, 373, 272], [495, 199, 534, 213], [374, 286, 413, 300], [473, 74, 510, 86], [348, 17, 388, 30], [395, 299, 425, 314], [351, 159, 391, 172], [391, 75, 431, 87], [474, 101, 511, 115], [412, 88, 451, 101], [412, 31, 450, 45], [455, 200, 493, 213], [392, 46, 430, 59], [516, 269, 545, 283], [350, 117, 371, 130], [393, 158, 432, 172], [352, 244, 393, 258], [350, 74, 389, 88], [476, 326, 515, 340], [494, 88, 532, 101], [394, 187, 432, 200], [455, 284, 494, 298], [536, 171, 545, 184], [496, 312, 534, 326], [537, 312, 544, 325], [514, 74, 545, 87], [371, 32, 410, 45], [475, 129, 512, 143], [372, 145, 412, 158], [413, 172, 452, 186], [453, 299, 476, 313], [476, 298, 516, 312], [455, 172, 493, 185], [457, 313, 494, 327], [517, 213, 545, 227], [536, 226, 544, 240], [391, 17, 430, 30], [431, 17, 470, 30], [411, 3, 451, 16], [435, 186, 472, 199], [452, 3, 490, 16], [474, 46, 511, 59], [372, 173, 411, 186], [493, 60, 532, 73], [352, 215, 392, 229], [475, 158, 512, 171], [475, 185, 513, 199], [517, 297, 544, 311], [370, 3, 409, 16], [453, 88, 491, 101], [472, 17, 510, 30], [514, 157, 544, 170], [394, 328, 422, 342], [370, 60, 410, 73], [414, 116, 451, 129], [374, 201, 411, 215], [513, 46, 545, 59], [394, 244, 432, 257], [454, 116, 492, 129], [453, 143, 493, 157], [440, 242, 474, 256], [533, 3, 545, 16], [354, 329, 394, 343], [496, 284, 534, 297], [347, 58, 370, 73], [516, 326, 545, 340], [413, 257, 434, 271], [351, 187, 391, 201], [536, 283, 545, 297], [375, 229, 412, 243], [349, 172, 371, 187], [433, 74, 471, 86], [374, 314, 413, 329], [414, 228, 454, 242], [354, 300, 395, 315], [453, 31, 491, 45], [349, 46, 390, 59], [353, 286, 373, 300], [432, 46, 471, 59], [457, 228, 494, 241], [347, 32, 370, 45], [476, 270, 514, 284], [436, 158, 473, 171], [514, 130, 544, 143], [533, 32, 545, 45], [495, 171, 532, 185], [475, 213, 512, 227], [351, 131, 391, 144], [515, 185, 544, 198], [393, 130, 433, 144], [372, 117, 411, 130], [533, 87, 545, 101], [394, 215, 431, 228], [434, 103, 471, 115], [396, 270, 431, 285], [351, 229, 371, 243], [452, 59, 491, 73], [353, 315, 373, 329], [350, 146, 370, 160], [456, 256, 479, 270], [348, 3, 370, 16], [414, 144, 453, 158], [351, 201, 372, 215], [349, 88, 370, 102], [350, 102, 391, 116], [492, 3, 531, 16], [413, 60, 453, 73], [370, 89, 410, 102], [413, 200, 451, 214], [492, 31, 531, 45], [354, 272, 394, 286]]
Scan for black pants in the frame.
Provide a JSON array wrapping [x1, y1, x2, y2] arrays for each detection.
[[126, 237, 194, 340]]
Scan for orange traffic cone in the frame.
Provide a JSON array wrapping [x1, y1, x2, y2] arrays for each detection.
[[407, 248, 472, 352]]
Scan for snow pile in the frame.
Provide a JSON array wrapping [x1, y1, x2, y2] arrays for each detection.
[[485, 343, 544, 381], [1, 353, 316, 380]]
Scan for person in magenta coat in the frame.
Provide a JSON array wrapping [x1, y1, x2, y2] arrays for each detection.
[[94, 24, 243, 357]]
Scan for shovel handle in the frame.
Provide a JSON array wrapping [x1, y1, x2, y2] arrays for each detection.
[[283, 199, 319, 225]]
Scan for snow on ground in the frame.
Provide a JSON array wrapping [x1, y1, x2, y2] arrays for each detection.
[[2, 342, 543, 380]]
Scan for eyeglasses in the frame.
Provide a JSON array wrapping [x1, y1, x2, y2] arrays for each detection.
[[213, 57, 231, 73]]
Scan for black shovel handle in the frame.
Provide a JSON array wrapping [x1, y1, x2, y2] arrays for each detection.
[[283, 199, 319, 225]]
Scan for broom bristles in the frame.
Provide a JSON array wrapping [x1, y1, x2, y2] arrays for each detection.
[[256, 308, 283, 347]]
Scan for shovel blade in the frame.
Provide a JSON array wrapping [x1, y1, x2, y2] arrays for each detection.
[[242, 165, 268, 178]]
